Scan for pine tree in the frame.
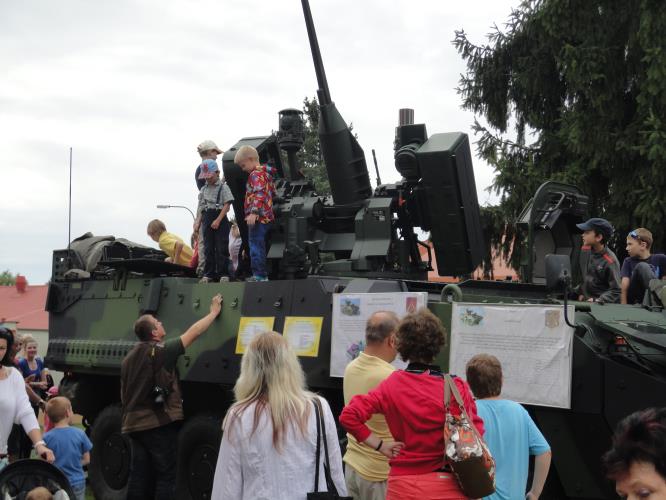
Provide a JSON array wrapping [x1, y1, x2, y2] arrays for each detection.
[[455, 0, 666, 272]]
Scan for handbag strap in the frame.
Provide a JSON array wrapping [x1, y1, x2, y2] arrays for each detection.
[[443, 374, 484, 442], [313, 396, 339, 495], [312, 399, 322, 492]]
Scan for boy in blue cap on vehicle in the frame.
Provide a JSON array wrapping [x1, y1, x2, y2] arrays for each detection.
[[575, 217, 621, 303], [194, 159, 234, 282]]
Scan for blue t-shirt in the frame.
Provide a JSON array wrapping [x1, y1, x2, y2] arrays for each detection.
[[476, 399, 550, 500], [18, 357, 44, 380], [620, 254, 666, 279], [43, 427, 93, 489]]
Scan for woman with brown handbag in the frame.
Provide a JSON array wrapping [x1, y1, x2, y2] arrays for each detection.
[[340, 309, 484, 500]]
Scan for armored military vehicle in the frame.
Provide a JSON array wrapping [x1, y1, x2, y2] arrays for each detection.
[[45, 1, 666, 498]]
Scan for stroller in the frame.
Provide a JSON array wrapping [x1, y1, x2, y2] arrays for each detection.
[[0, 460, 74, 500]]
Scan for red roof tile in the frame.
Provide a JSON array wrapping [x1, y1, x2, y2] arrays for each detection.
[[0, 285, 48, 330]]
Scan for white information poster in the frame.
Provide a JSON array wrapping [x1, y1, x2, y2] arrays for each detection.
[[330, 292, 427, 377], [449, 303, 574, 408]]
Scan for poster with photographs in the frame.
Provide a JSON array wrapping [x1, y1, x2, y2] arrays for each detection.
[[449, 303, 574, 408], [330, 292, 427, 377]]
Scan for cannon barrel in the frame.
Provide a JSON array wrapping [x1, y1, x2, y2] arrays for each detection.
[[301, 0, 372, 205]]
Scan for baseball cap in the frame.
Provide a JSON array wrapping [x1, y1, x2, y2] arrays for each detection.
[[197, 140, 223, 155], [197, 159, 219, 179], [576, 218, 613, 239]]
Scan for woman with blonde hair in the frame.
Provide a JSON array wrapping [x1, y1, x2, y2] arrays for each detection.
[[212, 331, 347, 499]]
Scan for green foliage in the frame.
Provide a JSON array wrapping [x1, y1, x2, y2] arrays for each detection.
[[0, 270, 17, 286], [301, 96, 331, 196], [455, 0, 666, 271]]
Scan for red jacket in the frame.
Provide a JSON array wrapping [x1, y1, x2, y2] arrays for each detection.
[[339, 369, 484, 476]]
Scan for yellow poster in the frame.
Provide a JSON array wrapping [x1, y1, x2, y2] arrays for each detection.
[[283, 316, 323, 357], [235, 317, 275, 354]]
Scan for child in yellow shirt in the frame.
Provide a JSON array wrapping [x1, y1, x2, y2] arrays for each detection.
[[147, 219, 193, 266]]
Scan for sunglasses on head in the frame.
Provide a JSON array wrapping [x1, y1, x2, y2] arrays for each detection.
[[628, 230, 644, 242]]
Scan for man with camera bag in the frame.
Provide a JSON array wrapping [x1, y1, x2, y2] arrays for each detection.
[[121, 294, 223, 500]]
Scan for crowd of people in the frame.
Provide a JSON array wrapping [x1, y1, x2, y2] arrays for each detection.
[[4, 202, 666, 499], [148, 140, 276, 283], [115, 294, 664, 500]]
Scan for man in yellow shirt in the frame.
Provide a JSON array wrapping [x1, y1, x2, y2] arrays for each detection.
[[147, 219, 194, 266], [343, 311, 399, 500]]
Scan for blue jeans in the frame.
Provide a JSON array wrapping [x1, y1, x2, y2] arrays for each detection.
[[249, 222, 272, 278], [202, 210, 231, 280], [71, 483, 86, 500], [127, 422, 180, 500]]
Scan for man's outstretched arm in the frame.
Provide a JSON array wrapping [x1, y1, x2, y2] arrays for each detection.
[[180, 294, 223, 349]]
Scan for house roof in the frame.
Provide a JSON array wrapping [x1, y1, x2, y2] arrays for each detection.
[[0, 285, 49, 331]]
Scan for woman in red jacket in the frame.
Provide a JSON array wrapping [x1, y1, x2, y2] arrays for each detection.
[[339, 308, 484, 500]]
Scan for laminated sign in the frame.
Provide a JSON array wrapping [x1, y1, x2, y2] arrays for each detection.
[[330, 292, 427, 377], [449, 303, 574, 408]]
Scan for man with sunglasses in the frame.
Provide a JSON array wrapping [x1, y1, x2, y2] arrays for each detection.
[[620, 228, 666, 304]]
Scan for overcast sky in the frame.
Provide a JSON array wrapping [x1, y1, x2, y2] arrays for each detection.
[[0, 0, 518, 284]]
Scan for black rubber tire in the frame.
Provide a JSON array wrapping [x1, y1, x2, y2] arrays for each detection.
[[175, 414, 223, 500], [88, 405, 131, 500]]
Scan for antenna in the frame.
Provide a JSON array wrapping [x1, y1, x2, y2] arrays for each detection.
[[67, 147, 72, 257], [371, 149, 382, 186]]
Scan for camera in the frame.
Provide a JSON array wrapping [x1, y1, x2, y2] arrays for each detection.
[[151, 385, 170, 405]]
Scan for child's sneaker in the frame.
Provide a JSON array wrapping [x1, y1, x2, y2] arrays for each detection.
[[219, 276, 230, 282], [199, 276, 211, 283]]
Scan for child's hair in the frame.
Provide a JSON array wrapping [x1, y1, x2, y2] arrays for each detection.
[[26, 487, 53, 500], [466, 353, 503, 399], [147, 219, 167, 236], [629, 227, 653, 250], [45, 396, 71, 424], [234, 145, 259, 164]]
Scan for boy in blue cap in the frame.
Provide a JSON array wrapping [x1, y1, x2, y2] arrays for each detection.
[[575, 217, 621, 303], [194, 159, 234, 282]]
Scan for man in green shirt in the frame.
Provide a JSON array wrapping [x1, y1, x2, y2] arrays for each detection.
[[121, 294, 222, 500]]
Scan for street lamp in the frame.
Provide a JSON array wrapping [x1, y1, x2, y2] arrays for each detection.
[[156, 204, 196, 220]]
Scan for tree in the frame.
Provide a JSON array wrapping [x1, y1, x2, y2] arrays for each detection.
[[0, 270, 17, 286], [300, 96, 331, 196], [454, 0, 666, 273]]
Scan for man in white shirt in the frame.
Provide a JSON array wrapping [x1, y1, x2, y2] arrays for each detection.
[[342, 311, 400, 500]]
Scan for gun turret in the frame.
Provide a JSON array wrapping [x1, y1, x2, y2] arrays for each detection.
[[221, 1, 484, 281], [301, 0, 372, 205]]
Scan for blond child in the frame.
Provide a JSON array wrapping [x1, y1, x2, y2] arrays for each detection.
[[43, 397, 92, 500], [147, 219, 194, 267], [621, 227, 666, 304], [234, 145, 276, 281]]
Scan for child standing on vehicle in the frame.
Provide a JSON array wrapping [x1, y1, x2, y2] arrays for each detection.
[[575, 217, 621, 303], [195, 159, 234, 282], [234, 146, 276, 282], [147, 219, 194, 266], [620, 227, 666, 304], [43, 397, 93, 500]]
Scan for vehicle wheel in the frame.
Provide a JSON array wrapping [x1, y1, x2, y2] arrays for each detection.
[[176, 414, 223, 500], [89, 405, 131, 500]]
